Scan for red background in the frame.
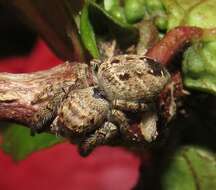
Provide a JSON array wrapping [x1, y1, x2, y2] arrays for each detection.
[[0, 40, 140, 190]]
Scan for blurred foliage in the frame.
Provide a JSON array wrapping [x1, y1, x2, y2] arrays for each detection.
[[79, 1, 138, 58], [80, 3, 100, 58], [183, 41, 216, 94], [124, 0, 146, 24], [158, 0, 216, 95], [162, 0, 216, 30], [1, 123, 63, 161], [162, 146, 216, 190], [180, 0, 216, 95]]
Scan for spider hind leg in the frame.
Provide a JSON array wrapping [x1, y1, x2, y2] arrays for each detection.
[[111, 99, 150, 112], [111, 109, 158, 144], [31, 84, 70, 135], [78, 122, 118, 157]]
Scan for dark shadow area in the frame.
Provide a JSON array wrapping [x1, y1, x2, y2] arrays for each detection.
[[134, 93, 216, 190], [0, 3, 37, 58]]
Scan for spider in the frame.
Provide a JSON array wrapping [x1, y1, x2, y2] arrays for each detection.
[[31, 54, 170, 156]]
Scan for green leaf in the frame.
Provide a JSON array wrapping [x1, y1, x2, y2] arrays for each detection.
[[160, 0, 216, 95], [80, 3, 100, 58], [182, 41, 216, 95], [184, 0, 216, 28], [180, 0, 216, 95], [108, 6, 127, 24], [144, 0, 168, 30], [161, 0, 202, 30], [124, 0, 146, 24], [80, 1, 139, 54], [162, 146, 216, 190], [87, 2, 138, 46], [1, 123, 63, 161], [104, 0, 120, 11], [161, 0, 184, 30]]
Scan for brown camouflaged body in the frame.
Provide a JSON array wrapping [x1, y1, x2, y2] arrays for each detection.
[[56, 87, 109, 135], [97, 54, 170, 101], [54, 54, 170, 142]]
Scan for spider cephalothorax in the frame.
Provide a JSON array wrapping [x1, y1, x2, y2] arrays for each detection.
[[95, 54, 169, 104], [32, 54, 170, 156]]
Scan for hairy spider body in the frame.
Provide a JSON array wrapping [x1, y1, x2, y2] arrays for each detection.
[[53, 87, 109, 135], [32, 54, 170, 156], [97, 54, 169, 102]]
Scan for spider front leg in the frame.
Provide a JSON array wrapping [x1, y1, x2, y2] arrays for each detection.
[[111, 99, 158, 143], [78, 108, 130, 156], [31, 83, 71, 134], [48, 86, 112, 154], [79, 107, 158, 156], [78, 109, 130, 156], [112, 107, 159, 144], [137, 111, 158, 142], [78, 121, 118, 157], [110, 109, 147, 143], [111, 99, 150, 112]]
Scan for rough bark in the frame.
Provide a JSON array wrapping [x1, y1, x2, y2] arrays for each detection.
[[0, 62, 93, 126]]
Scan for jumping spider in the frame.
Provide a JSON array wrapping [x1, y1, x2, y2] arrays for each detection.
[[32, 54, 170, 156]]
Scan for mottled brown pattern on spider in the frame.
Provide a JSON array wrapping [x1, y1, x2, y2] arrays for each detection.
[[32, 54, 170, 156], [96, 54, 169, 101], [54, 87, 109, 135]]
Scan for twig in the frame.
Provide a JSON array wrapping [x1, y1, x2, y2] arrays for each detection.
[[146, 26, 203, 65], [0, 62, 93, 126]]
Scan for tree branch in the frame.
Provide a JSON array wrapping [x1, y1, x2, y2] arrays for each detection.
[[0, 62, 93, 126]]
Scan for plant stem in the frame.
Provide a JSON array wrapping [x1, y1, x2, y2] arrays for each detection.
[[0, 62, 93, 126]]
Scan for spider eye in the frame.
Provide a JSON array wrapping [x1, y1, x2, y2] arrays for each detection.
[[145, 58, 165, 77], [92, 87, 106, 100]]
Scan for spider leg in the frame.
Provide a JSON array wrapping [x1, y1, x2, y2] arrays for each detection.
[[110, 109, 144, 143], [79, 109, 128, 156], [31, 84, 71, 135], [111, 99, 150, 112], [137, 111, 158, 142], [79, 121, 118, 157], [111, 109, 158, 143]]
